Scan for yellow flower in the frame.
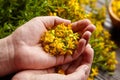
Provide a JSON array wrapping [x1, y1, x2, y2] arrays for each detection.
[[68, 0, 80, 14], [110, 51, 116, 59], [107, 59, 114, 65], [99, 42, 104, 49], [40, 23, 80, 56], [105, 48, 109, 52], [44, 45, 50, 52], [109, 64, 116, 71], [112, 0, 120, 19], [115, 60, 118, 64], [49, 12, 57, 16], [96, 22, 103, 32], [87, 77, 94, 80], [107, 59, 118, 65], [44, 32, 55, 43], [103, 31, 110, 38], [55, 7, 65, 15], [91, 67, 99, 77], [58, 69, 65, 74]]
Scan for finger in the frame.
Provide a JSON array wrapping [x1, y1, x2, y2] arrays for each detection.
[[55, 55, 64, 65], [34, 73, 66, 80], [65, 44, 93, 74], [81, 31, 91, 44], [38, 16, 71, 29], [80, 44, 94, 67], [12, 65, 88, 80], [56, 38, 86, 65], [72, 19, 91, 32], [57, 39, 86, 73], [61, 63, 71, 72], [65, 56, 83, 74], [83, 24, 96, 33], [66, 65, 89, 80], [80, 44, 94, 78], [12, 70, 67, 80], [72, 38, 86, 59], [73, 31, 92, 59]]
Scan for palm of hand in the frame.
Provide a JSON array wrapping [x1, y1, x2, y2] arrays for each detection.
[[12, 17, 58, 70]]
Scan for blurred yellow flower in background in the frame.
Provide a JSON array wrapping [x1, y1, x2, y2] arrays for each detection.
[[91, 67, 99, 77], [47, 0, 118, 79], [112, 0, 120, 19]]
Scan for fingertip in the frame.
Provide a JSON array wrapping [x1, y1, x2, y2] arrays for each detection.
[[89, 24, 96, 32], [86, 44, 94, 54], [64, 19, 71, 23], [78, 38, 87, 50], [75, 64, 90, 80], [83, 44, 94, 64], [82, 19, 91, 24], [72, 19, 91, 32], [66, 65, 88, 80], [86, 44, 91, 48], [73, 38, 86, 58], [78, 38, 86, 50], [76, 65, 89, 76], [81, 31, 91, 42], [79, 38, 87, 43], [83, 65, 89, 73], [89, 46, 94, 56]]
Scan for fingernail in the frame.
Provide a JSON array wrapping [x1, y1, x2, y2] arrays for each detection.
[[82, 31, 91, 42], [78, 38, 86, 51], [83, 65, 89, 73]]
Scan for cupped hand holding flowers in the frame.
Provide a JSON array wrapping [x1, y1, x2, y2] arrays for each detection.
[[0, 16, 95, 76]]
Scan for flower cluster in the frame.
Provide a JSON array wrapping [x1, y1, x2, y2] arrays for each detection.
[[112, 0, 120, 19], [40, 23, 80, 56]]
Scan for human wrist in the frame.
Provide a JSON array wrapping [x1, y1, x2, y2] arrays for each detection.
[[0, 35, 16, 77]]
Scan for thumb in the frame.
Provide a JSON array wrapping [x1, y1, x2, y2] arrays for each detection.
[[66, 65, 89, 80]]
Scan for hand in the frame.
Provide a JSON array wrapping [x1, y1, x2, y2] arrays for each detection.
[[10, 16, 95, 70], [12, 44, 94, 80], [0, 16, 95, 76]]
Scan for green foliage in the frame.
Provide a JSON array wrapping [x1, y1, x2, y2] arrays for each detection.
[[0, 0, 51, 38]]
